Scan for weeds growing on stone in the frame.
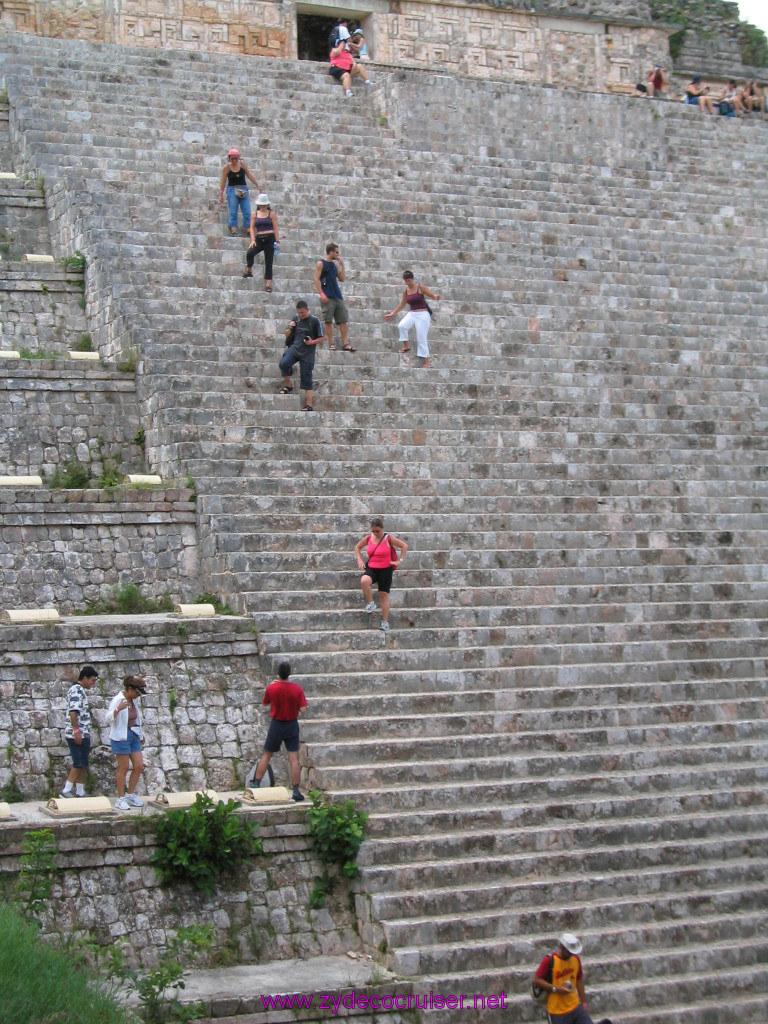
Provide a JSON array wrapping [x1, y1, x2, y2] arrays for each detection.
[[77, 582, 175, 616], [73, 332, 93, 352], [48, 458, 90, 489], [62, 250, 85, 272]]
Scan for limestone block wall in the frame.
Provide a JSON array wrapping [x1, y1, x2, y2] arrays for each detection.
[[0, 0, 290, 56], [0, 265, 89, 353], [0, 619, 275, 799], [372, 2, 669, 91], [0, 487, 199, 611], [0, 0, 671, 92], [0, 808, 361, 968], [0, 363, 143, 478], [0, 187, 49, 257]]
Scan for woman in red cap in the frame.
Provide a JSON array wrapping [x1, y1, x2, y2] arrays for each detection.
[[218, 148, 259, 235]]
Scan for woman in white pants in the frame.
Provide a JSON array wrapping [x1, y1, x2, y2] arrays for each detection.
[[384, 270, 441, 367]]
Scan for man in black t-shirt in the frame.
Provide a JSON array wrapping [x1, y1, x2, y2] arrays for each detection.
[[279, 299, 325, 412]]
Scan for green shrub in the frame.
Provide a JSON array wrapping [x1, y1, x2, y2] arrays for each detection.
[[0, 905, 134, 1024], [151, 793, 262, 894], [306, 791, 368, 880]]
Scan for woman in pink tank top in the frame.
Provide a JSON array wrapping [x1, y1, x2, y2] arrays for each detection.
[[354, 517, 408, 633]]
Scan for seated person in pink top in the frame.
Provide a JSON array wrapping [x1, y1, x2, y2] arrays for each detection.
[[354, 518, 408, 633], [329, 34, 371, 97]]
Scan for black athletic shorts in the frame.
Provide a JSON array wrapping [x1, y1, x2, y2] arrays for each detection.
[[264, 718, 300, 753]]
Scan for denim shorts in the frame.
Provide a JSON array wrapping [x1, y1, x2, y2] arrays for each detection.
[[110, 732, 142, 755], [280, 349, 315, 391], [66, 735, 91, 768]]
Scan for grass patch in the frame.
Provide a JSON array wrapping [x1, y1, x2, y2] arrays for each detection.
[[72, 333, 93, 352], [0, 904, 134, 1024], [76, 583, 175, 616], [0, 777, 24, 803]]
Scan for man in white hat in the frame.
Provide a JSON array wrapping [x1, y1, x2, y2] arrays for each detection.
[[533, 933, 605, 1024]]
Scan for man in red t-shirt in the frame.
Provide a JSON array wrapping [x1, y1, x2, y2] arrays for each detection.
[[251, 662, 307, 801]]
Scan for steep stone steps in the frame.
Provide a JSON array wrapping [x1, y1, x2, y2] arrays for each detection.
[[4, 32, 767, 1024]]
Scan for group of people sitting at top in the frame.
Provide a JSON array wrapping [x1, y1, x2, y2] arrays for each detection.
[[685, 75, 765, 115], [637, 67, 765, 117], [328, 18, 372, 97]]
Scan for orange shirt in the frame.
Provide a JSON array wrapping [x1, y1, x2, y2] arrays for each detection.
[[547, 952, 581, 1015]]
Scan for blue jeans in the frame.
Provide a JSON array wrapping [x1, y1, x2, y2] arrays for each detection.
[[226, 185, 251, 229]]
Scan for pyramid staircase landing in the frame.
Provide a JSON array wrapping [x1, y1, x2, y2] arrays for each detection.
[[1, 33, 768, 1023]]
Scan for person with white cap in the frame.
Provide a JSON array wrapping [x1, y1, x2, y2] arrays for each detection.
[[218, 148, 259, 235], [533, 933, 609, 1024], [245, 194, 280, 292]]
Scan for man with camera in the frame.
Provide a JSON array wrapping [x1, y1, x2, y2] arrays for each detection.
[[279, 299, 324, 412]]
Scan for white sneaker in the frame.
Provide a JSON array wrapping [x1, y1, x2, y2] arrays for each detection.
[[345, 89, 353, 97], [59, 790, 75, 799], [365, 601, 376, 614], [125, 793, 144, 807], [115, 797, 130, 810], [380, 620, 390, 632]]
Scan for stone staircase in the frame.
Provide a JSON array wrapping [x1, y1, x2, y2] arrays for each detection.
[[1, 31, 768, 1023]]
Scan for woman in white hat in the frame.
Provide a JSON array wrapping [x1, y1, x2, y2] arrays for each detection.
[[107, 675, 148, 811], [218, 148, 259, 235], [245, 193, 280, 292]]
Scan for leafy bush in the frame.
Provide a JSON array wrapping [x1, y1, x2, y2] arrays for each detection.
[[306, 791, 368, 880], [151, 793, 262, 894]]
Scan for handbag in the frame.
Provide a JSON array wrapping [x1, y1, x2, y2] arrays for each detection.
[[418, 284, 434, 318], [234, 187, 248, 199]]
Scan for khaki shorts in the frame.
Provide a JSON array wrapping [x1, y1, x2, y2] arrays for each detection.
[[322, 297, 349, 325]]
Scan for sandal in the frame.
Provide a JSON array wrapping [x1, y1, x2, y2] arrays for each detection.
[[329, 344, 336, 350], [279, 385, 293, 394], [301, 404, 314, 412], [243, 270, 253, 278], [230, 227, 238, 236], [398, 346, 411, 353], [342, 344, 356, 353], [265, 283, 272, 292]]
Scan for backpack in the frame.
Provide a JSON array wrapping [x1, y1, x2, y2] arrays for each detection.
[[328, 26, 342, 51], [531, 953, 553, 1005]]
